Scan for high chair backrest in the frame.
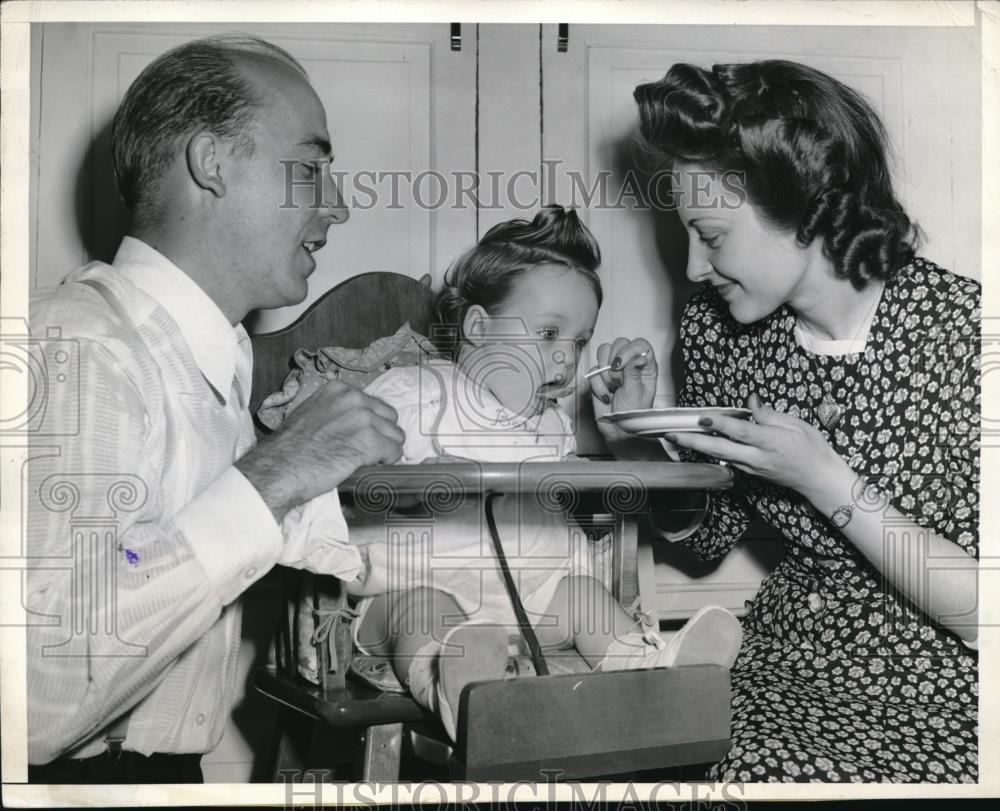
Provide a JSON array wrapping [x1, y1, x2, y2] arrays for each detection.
[[249, 272, 437, 416]]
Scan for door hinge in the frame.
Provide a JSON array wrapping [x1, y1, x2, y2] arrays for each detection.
[[557, 23, 569, 53]]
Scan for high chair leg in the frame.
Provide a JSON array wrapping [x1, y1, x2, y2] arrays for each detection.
[[361, 723, 403, 781], [270, 707, 312, 782]]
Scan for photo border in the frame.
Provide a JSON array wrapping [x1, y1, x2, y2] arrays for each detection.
[[1, 0, 996, 804]]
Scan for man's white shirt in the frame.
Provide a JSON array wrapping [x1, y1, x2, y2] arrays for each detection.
[[26, 238, 349, 762]]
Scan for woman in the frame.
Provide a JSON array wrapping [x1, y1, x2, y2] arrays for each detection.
[[589, 60, 979, 783]]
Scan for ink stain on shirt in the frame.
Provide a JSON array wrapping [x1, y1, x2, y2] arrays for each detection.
[[124, 549, 140, 566]]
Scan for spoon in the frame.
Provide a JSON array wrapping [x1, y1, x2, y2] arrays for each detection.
[[584, 350, 650, 380]]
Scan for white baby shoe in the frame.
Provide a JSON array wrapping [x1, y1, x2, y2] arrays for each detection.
[[595, 605, 742, 672]]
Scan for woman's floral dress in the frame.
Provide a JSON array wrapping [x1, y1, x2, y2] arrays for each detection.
[[675, 258, 979, 782]]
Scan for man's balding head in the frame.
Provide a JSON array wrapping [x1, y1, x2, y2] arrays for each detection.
[[111, 34, 307, 215]]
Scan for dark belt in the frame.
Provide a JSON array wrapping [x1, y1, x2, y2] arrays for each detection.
[[29, 748, 203, 785]]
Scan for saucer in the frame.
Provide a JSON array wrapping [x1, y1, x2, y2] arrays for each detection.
[[598, 406, 752, 436]]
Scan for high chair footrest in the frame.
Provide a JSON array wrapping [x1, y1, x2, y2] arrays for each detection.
[[254, 665, 428, 726], [453, 665, 732, 781]]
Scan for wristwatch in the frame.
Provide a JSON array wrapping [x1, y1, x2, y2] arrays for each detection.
[[830, 503, 854, 528], [829, 478, 885, 529]]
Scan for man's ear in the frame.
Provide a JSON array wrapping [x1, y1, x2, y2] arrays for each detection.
[[186, 132, 227, 198], [462, 305, 490, 347]]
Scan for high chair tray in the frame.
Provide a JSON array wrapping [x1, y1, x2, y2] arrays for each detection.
[[340, 460, 733, 498]]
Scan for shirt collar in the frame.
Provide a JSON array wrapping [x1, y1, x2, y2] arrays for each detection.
[[113, 236, 246, 401]]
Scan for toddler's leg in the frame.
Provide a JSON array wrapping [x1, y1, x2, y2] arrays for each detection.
[[355, 588, 507, 741], [538, 576, 742, 671], [435, 622, 508, 739], [535, 575, 639, 667], [359, 588, 463, 679]]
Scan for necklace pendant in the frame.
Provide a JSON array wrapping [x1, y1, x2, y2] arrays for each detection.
[[816, 395, 845, 431]]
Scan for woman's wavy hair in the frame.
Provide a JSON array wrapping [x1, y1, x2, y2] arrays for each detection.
[[433, 205, 602, 359], [634, 60, 918, 288]]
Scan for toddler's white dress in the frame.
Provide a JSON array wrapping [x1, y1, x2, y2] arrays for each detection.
[[285, 360, 593, 636]]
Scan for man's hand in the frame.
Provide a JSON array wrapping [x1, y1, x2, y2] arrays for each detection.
[[237, 379, 404, 522]]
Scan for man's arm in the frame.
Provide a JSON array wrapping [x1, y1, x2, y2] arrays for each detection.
[[25, 341, 281, 763], [27, 340, 405, 762], [236, 381, 405, 522]]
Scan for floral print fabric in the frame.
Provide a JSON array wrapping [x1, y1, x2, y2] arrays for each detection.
[[675, 258, 979, 782]]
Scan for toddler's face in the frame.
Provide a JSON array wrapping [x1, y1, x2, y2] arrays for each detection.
[[462, 263, 600, 419]]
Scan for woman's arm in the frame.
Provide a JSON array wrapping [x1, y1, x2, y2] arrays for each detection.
[[801, 460, 977, 644], [669, 395, 978, 643]]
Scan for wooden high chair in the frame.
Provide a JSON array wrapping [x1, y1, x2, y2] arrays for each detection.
[[249, 272, 735, 781]]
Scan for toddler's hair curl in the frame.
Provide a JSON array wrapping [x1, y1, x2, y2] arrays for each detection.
[[634, 60, 918, 288], [433, 205, 602, 358]]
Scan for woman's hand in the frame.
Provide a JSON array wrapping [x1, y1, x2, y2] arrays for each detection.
[[665, 393, 851, 500], [587, 337, 658, 444]]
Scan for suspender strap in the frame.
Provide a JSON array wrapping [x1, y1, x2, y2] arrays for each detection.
[[78, 275, 246, 407], [103, 713, 131, 755], [76, 276, 134, 751], [483, 491, 549, 676]]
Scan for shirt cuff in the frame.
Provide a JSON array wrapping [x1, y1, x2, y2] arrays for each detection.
[[176, 466, 283, 605], [279, 489, 364, 582]]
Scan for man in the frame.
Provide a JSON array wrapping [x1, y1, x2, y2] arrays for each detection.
[[26, 34, 404, 783]]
